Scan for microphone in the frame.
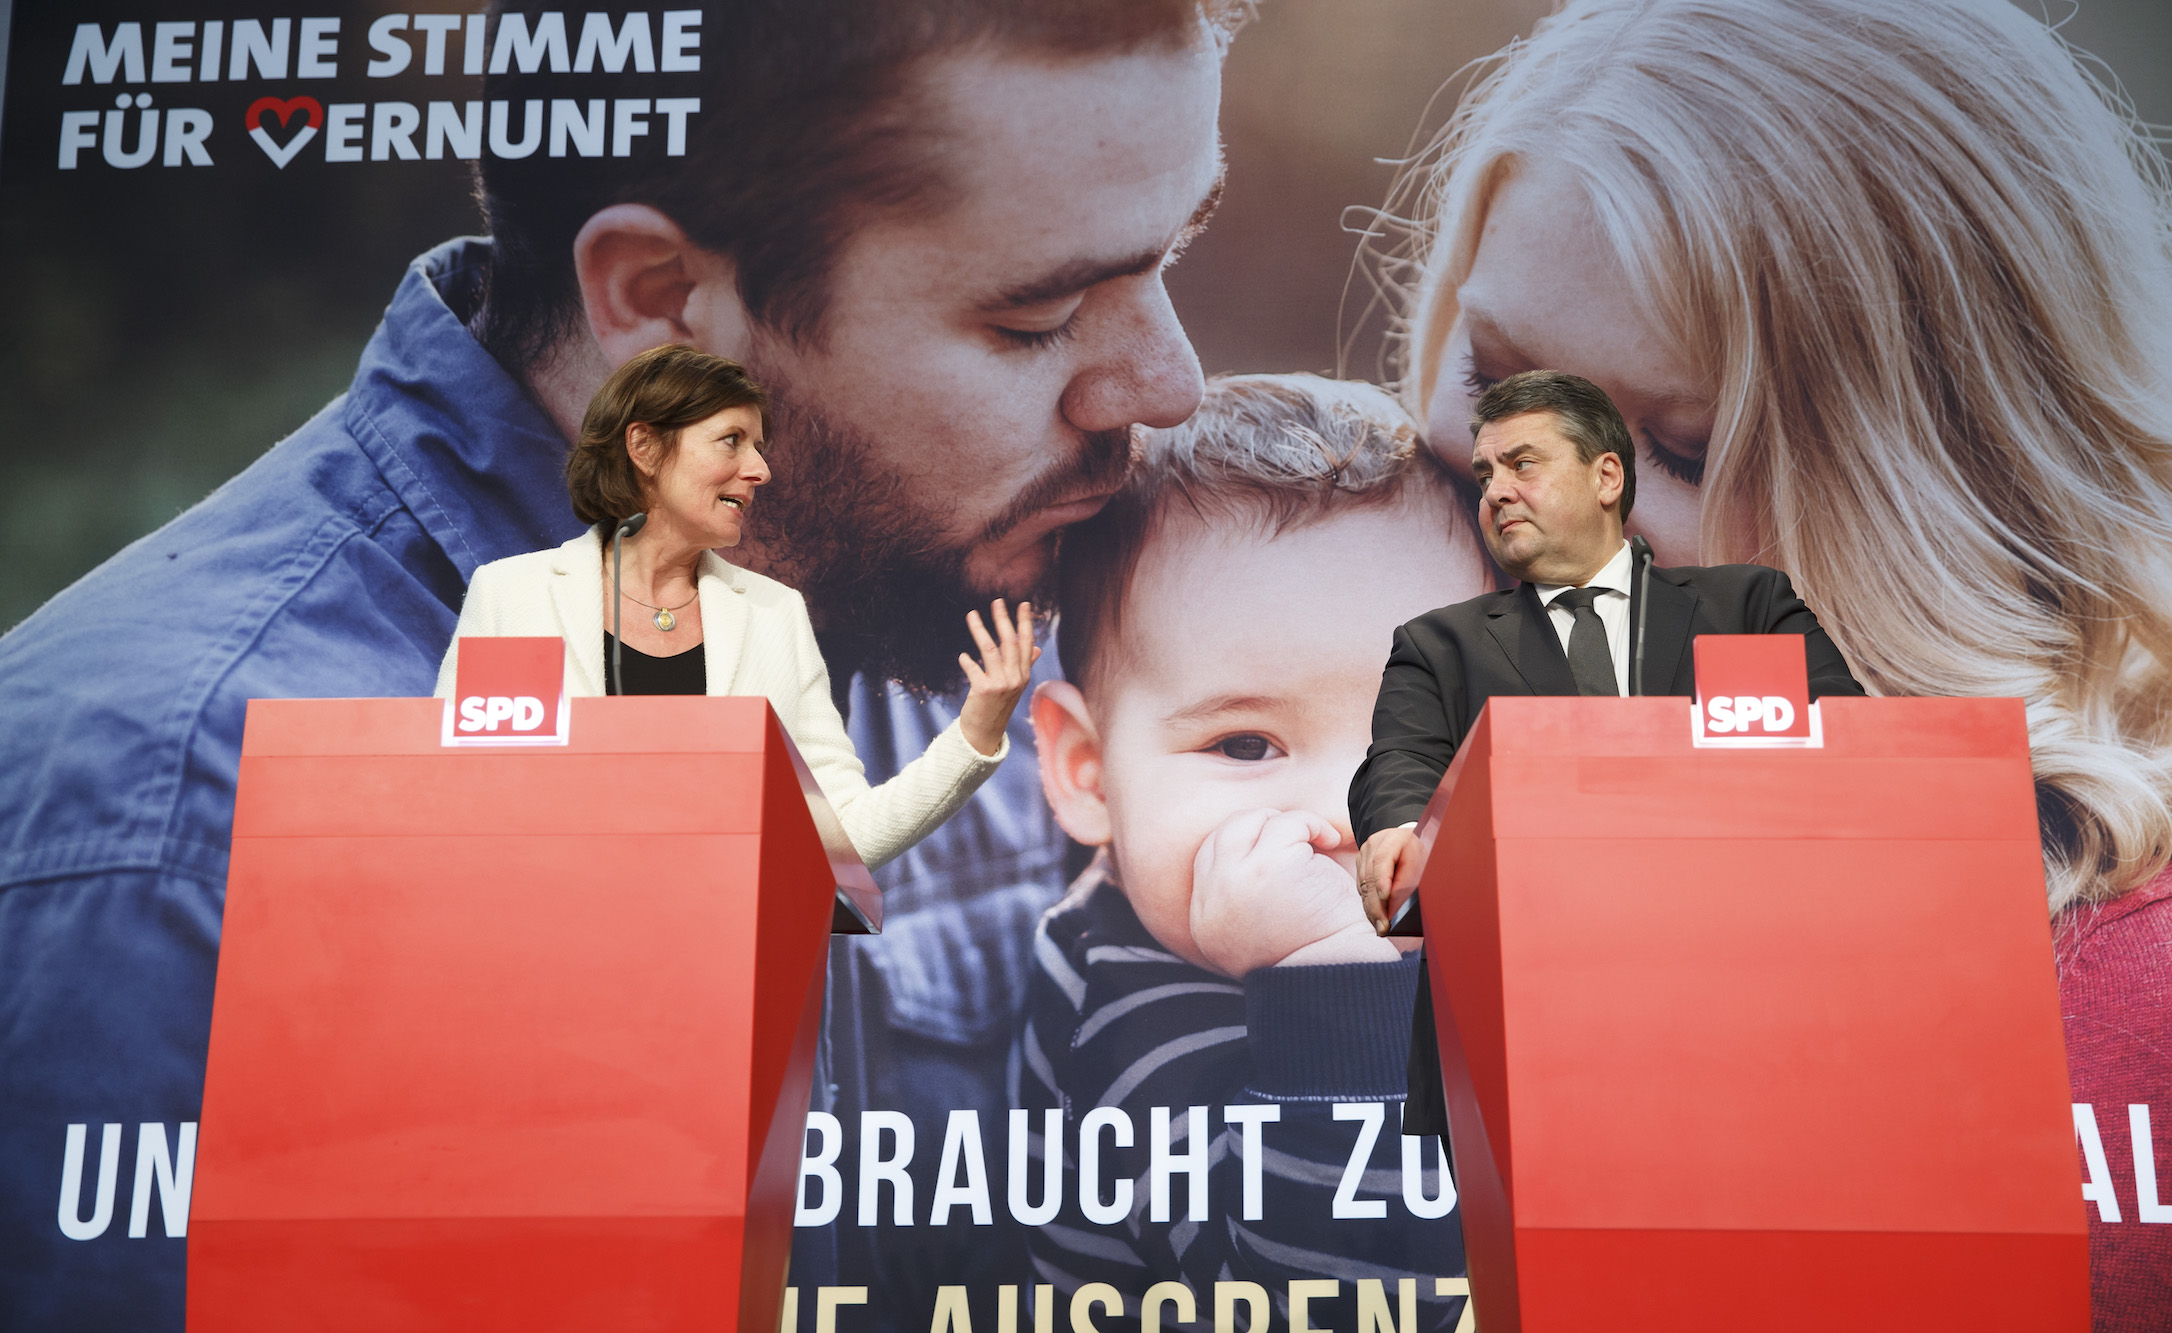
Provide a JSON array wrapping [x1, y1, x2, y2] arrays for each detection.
[[1629, 534, 1654, 696], [611, 513, 648, 697]]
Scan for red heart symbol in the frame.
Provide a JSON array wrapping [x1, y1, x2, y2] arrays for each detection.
[[244, 96, 323, 135]]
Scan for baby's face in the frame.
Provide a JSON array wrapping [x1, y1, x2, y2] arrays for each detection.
[[1092, 501, 1488, 969]]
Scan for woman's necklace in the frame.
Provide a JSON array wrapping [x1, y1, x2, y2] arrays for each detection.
[[620, 585, 699, 632]]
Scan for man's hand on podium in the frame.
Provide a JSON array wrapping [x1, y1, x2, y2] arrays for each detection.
[[1357, 825, 1426, 935]]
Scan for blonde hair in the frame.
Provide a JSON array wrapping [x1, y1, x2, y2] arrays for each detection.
[[1391, 0, 2172, 911]]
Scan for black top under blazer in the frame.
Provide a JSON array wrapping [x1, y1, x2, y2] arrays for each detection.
[[1347, 561, 1867, 1135]]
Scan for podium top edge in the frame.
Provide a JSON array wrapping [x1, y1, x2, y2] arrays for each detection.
[[240, 696, 776, 756], [1476, 695, 2029, 760]]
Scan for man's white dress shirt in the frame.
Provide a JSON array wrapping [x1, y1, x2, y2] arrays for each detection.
[[1534, 539, 1634, 696], [1396, 541, 1636, 834]]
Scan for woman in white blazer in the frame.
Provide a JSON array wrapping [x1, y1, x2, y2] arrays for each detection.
[[435, 345, 1037, 870]]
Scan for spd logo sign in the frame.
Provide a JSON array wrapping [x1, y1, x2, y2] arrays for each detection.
[[441, 636, 570, 747], [1691, 634, 1822, 749]]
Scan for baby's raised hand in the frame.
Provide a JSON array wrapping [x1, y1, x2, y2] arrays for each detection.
[[1190, 808, 1402, 977]]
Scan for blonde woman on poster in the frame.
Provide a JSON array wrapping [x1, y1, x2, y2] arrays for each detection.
[[1389, 0, 2172, 1323]]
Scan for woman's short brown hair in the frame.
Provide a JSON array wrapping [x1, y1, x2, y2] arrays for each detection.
[[565, 344, 772, 525]]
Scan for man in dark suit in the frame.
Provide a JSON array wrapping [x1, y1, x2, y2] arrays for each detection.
[[1349, 369, 1863, 1134]]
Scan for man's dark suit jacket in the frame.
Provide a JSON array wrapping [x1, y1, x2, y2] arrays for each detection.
[[1348, 561, 1866, 1135]]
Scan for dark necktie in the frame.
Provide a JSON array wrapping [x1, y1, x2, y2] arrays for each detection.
[[1552, 586, 1619, 696]]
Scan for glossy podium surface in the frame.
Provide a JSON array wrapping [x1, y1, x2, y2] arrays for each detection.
[[189, 696, 876, 1332], [1412, 696, 2085, 1331]]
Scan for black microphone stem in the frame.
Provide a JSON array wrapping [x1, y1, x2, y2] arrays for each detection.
[[610, 512, 647, 697], [1630, 535, 1654, 696], [612, 523, 625, 697]]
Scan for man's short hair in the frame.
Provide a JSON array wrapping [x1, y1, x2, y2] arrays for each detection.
[[1057, 373, 1450, 700], [475, 0, 1252, 374], [1469, 369, 1637, 519]]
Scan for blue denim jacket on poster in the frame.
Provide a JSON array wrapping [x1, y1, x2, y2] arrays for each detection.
[[0, 238, 1065, 1329]]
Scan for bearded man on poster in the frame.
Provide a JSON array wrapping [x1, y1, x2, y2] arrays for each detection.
[[0, 1, 1242, 1325]]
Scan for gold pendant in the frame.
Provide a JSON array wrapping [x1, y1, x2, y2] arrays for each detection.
[[653, 607, 675, 632]]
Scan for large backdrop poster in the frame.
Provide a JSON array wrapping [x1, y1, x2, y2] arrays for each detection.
[[4, 1, 2172, 1330]]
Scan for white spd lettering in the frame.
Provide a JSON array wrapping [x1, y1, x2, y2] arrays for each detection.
[[456, 695, 545, 732], [1704, 695, 1796, 734]]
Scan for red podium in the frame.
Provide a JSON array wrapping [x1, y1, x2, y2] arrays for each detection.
[[1409, 696, 2086, 1331], [188, 695, 878, 1332]]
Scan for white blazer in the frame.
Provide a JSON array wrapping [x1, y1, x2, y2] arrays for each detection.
[[434, 527, 1005, 869]]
